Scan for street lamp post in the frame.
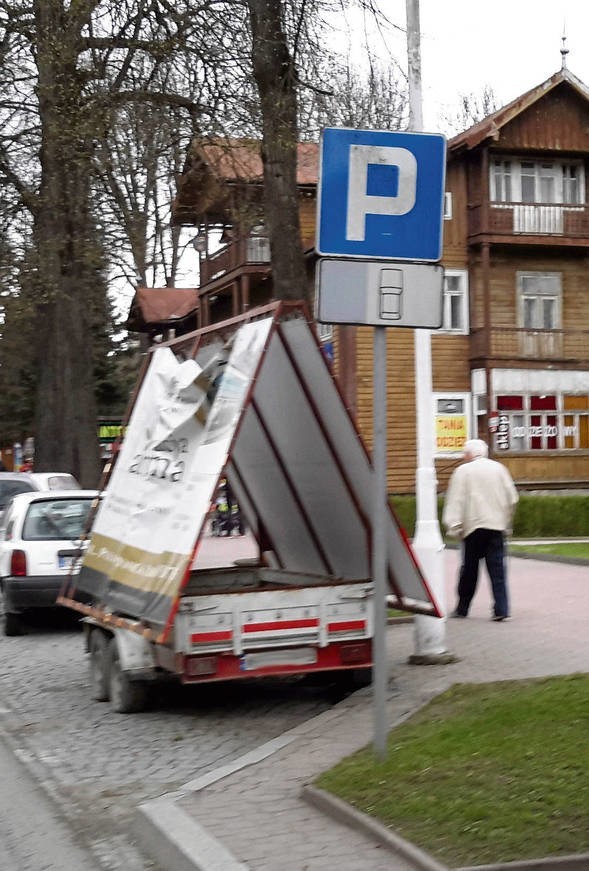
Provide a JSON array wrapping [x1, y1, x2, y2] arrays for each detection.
[[405, 0, 455, 664]]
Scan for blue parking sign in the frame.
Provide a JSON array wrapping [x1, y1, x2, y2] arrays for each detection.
[[316, 127, 446, 261]]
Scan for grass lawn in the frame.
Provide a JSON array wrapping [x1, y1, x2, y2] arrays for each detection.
[[509, 542, 589, 560], [315, 674, 589, 868], [388, 608, 411, 618]]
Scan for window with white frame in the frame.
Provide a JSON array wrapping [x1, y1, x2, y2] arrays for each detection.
[[517, 272, 561, 330], [316, 321, 333, 342], [492, 160, 512, 201], [490, 158, 585, 205], [440, 270, 468, 333]]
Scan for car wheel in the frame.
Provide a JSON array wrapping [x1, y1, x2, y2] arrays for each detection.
[[106, 637, 148, 714], [4, 612, 24, 636], [89, 630, 110, 702]]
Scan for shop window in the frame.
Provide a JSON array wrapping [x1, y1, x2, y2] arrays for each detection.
[[563, 395, 589, 449], [510, 413, 526, 451], [495, 393, 589, 452], [497, 395, 523, 410], [530, 395, 556, 411]]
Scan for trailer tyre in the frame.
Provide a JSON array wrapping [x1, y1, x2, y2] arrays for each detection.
[[4, 612, 24, 636], [89, 630, 110, 702], [107, 637, 148, 714], [334, 667, 372, 692]]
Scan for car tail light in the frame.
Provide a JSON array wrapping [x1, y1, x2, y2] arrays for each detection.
[[10, 550, 27, 577]]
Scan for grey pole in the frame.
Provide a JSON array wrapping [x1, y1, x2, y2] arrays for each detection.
[[372, 325, 388, 758]]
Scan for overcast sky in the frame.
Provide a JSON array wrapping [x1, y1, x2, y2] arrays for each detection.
[[351, 0, 589, 131]]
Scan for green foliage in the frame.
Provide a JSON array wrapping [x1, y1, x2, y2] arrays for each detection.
[[389, 495, 441, 538], [390, 493, 589, 539], [316, 675, 589, 867], [510, 542, 589, 560], [514, 494, 589, 538]]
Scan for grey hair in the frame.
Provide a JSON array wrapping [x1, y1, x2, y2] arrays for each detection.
[[463, 438, 488, 458]]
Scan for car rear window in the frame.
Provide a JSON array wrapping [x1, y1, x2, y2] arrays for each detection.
[[23, 498, 94, 541], [46, 474, 80, 490], [0, 481, 34, 510]]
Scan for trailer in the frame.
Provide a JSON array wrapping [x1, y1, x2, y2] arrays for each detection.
[[60, 302, 441, 713]]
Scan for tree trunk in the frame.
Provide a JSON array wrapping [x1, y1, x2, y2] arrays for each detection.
[[247, 0, 308, 302], [32, 0, 101, 487]]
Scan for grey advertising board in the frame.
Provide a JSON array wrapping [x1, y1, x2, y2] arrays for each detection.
[[316, 257, 444, 328]]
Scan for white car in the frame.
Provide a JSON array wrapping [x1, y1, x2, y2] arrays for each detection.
[[0, 471, 81, 524], [0, 490, 99, 635]]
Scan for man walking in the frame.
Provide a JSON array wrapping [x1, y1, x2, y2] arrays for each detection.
[[443, 439, 519, 621]]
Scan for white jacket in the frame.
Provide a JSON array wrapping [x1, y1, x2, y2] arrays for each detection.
[[442, 456, 519, 540]]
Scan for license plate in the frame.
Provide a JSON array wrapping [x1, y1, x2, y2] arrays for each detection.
[[240, 647, 317, 671], [58, 555, 75, 570]]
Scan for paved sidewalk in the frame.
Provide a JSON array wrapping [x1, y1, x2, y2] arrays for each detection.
[[135, 550, 589, 871]]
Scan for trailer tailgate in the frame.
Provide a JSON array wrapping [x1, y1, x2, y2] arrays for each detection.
[[175, 581, 373, 658]]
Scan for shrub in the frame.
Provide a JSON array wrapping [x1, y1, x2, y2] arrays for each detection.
[[389, 493, 589, 539]]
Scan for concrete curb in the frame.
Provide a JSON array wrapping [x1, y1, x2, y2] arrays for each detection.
[[134, 732, 297, 871], [302, 786, 589, 871], [135, 798, 248, 871], [457, 856, 589, 871], [506, 552, 589, 566], [303, 784, 448, 871], [134, 669, 589, 871]]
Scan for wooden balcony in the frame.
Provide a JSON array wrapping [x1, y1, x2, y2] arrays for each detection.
[[470, 327, 589, 366], [199, 236, 271, 285], [468, 202, 589, 247]]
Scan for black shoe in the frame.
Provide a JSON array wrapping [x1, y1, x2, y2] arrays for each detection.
[[450, 610, 467, 618], [492, 615, 510, 622]]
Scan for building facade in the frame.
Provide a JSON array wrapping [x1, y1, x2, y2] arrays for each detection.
[[163, 67, 589, 493]]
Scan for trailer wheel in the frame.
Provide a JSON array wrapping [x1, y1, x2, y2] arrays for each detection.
[[4, 612, 24, 636], [107, 637, 148, 714], [89, 630, 110, 702], [334, 667, 372, 692]]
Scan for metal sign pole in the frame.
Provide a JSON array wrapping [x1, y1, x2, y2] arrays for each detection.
[[372, 325, 388, 758]]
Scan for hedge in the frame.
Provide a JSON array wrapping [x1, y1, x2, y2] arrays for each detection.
[[390, 493, 589, 540]]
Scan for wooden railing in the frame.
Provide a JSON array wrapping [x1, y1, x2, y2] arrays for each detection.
[[199, 236, 271, 285], [470, 327, 589, 363], [468, 202, 589, 240]]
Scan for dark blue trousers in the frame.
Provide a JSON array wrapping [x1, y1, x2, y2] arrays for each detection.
[[456, 528, 509, 618]]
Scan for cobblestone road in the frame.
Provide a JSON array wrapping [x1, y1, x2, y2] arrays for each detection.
[[0, 614, 337, 870]]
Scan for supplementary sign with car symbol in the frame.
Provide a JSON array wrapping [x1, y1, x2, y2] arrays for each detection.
[[317, 259, 444, 328], [315, 127, 446, 327]]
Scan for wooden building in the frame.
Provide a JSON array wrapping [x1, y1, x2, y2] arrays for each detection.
[[152, 66, 589, 493]]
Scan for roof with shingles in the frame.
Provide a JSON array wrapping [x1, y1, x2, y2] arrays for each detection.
[[187, 138, 319, 185], [174, 68, 589, 218], [126, 287, 199, 332], [447, 68, 589, 153]]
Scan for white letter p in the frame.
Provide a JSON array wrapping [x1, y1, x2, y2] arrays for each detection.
[[346, 145, 417, 242]]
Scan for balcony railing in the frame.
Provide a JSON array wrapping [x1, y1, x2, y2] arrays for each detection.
[[470, 327, 589, 363], [199, 236, 271, 285], [468, 202, 589, 240]]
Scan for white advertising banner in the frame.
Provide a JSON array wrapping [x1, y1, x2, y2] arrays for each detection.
[[77, 318, 272, 627]]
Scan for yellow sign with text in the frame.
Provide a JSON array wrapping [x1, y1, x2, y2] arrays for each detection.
[[436, 415, 467, 453]]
